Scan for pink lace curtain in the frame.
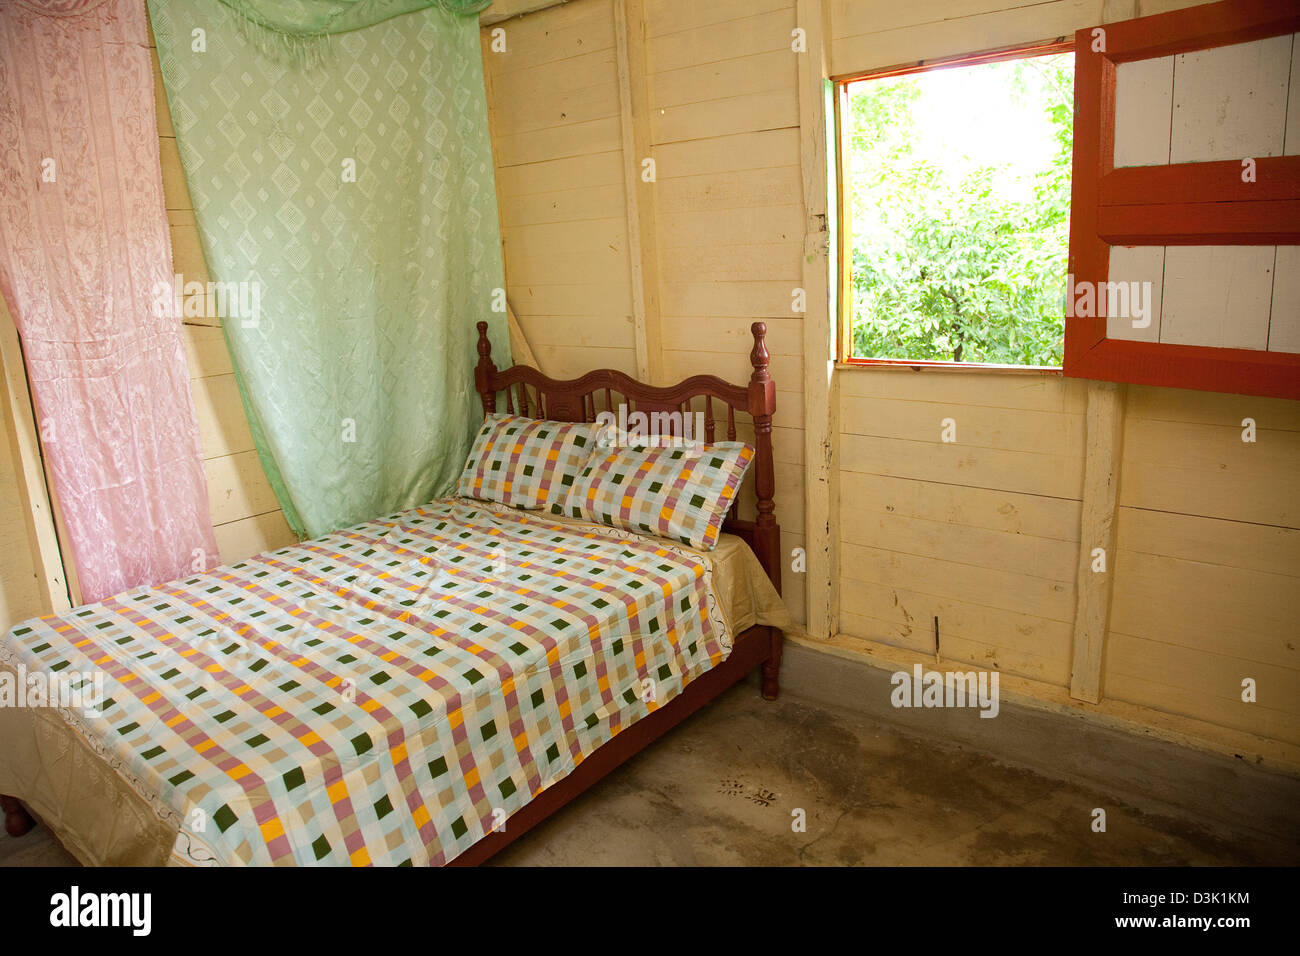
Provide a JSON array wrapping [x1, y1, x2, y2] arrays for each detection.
[[0, 0, 218, 603]]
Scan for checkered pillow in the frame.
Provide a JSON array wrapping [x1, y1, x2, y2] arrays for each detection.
[[457, 414, 600, 510], [558, 440, 754, 550]]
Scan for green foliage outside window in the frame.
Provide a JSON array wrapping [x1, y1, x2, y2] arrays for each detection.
[[848, 54, 1074, 366]]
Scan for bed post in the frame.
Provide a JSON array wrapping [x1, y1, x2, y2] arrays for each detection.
[[1, 795, 35, 837], [475, 320, 497, 415], [748, 322, 783, 700]]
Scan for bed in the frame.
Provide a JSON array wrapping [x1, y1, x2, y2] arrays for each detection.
[[0, 322, 788, 866]]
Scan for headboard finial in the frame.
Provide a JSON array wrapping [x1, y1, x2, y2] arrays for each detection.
[[746, 318, 779, 599], [474, 321, 498, 414], [749, 321, 770, 383]]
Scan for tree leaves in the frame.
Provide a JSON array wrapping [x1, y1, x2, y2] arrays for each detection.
[[847, 55, 1074, 365]]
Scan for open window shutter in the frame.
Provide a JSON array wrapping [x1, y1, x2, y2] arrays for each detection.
[[1066, 0, 1300, 399]]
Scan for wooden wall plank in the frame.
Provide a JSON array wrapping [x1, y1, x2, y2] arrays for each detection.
[[653, 88, 801, 144], [0, 409, 46, 629], [0, 293, 70, 618], [1120, 414, 1300, 527], [645, 0, 792, 36], [841, 579, 1074, 684], [799, 0, 841, 642], [1169, 33, 1291, 164], [192, 374, 256, 461], [1069, 381, 1125, 703], [840, 471, 1084, 541], [653, 127, 801, 175], [1126, 381, 1300, 430], [648, 7, 794, 74], [1110, 549, 1297, 667], [481, 0, 574, 27], [1104, 662, 1300, 743], [843, 510, 1079, 580], [832, 0, 1047, 44], [1287, 33, 1300, 155], [842, 542, 1077, 622], [839, 365, 1085, 412], [1160, 245, 1275, 349], [212, 510, 297, 561], [651, 49, 795, 109], [839, 432, 1085, 500], [205, 450, 281, 526], [616, 0, 665, 383], [1117, 506, 1300, 578], [483, 0, 613, 74], [493, 150, 624, 196], [1113, 55, 1173, 167], [830, 0, 1101, 77], [840, 395, 1086, 456], [1268, 244, 1300, 352], [1106, 244, 1164, 343], [502, 183, 627, 227], [509, 283, 635, 320]]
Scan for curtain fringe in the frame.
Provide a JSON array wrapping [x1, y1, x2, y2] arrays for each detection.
[[227, 12, 334, 69]]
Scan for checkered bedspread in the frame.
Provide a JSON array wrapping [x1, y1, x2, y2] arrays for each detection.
[[0, 498, 733, 865]]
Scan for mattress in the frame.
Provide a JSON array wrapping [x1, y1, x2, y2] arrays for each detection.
[[0, 497, 789, 866]]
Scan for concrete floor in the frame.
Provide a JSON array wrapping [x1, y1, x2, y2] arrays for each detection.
[[492, 678, 1297, 865], [3, 648, 1297, 866]]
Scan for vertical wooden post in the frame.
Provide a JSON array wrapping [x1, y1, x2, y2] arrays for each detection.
[[797, 0, 838, 641], [749, 322, 783, 700], [614, 0, 664, 384], [749, 322, 780, 592], [0, 292, 71, 616], [1070, 380, 1125, 703], [505, 300, 541, 372]]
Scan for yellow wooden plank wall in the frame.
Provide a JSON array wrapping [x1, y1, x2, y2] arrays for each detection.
[[149, 26, 298, 563], [482, 0, 639, 378], [481, 0, 1300, 753], [0, 414, 43, 630], [482, 0, 810, 625], [646, 0, 807, 624], [837, 371, 1090, 687], [1108, 388, 1300, 743], [822, 0, 1298, 750]]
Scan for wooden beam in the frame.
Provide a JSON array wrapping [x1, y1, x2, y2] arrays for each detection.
[[798, 0, 838, 640], [614, 0, 664, 384], [0, 292, 71, 616], [479, 0, 571, 27], [1069, 380, 1125, 704], [476, 23, 542, 378], [505, 299, 542, 372]]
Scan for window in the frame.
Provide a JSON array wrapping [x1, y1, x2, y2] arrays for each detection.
[[838, 44, 1075, 368]]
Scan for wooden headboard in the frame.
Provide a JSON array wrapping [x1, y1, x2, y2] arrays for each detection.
[[473, 320, 781, 595]]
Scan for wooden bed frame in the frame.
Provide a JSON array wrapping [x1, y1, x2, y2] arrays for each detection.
[[1, 321, 784, 865], [452, 319, 784, 865]]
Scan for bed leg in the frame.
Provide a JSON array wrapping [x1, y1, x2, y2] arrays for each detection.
[[1, 795, 35, 837], [760, 627, 783, 700]]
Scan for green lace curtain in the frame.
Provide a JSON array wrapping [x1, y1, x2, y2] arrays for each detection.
[[210, 0, 491, 44], [151, 0, 509, 540]]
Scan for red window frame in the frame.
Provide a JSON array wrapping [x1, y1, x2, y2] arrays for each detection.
[[834, 39, 1076, 373], [1067, 0, 1300, 399]]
